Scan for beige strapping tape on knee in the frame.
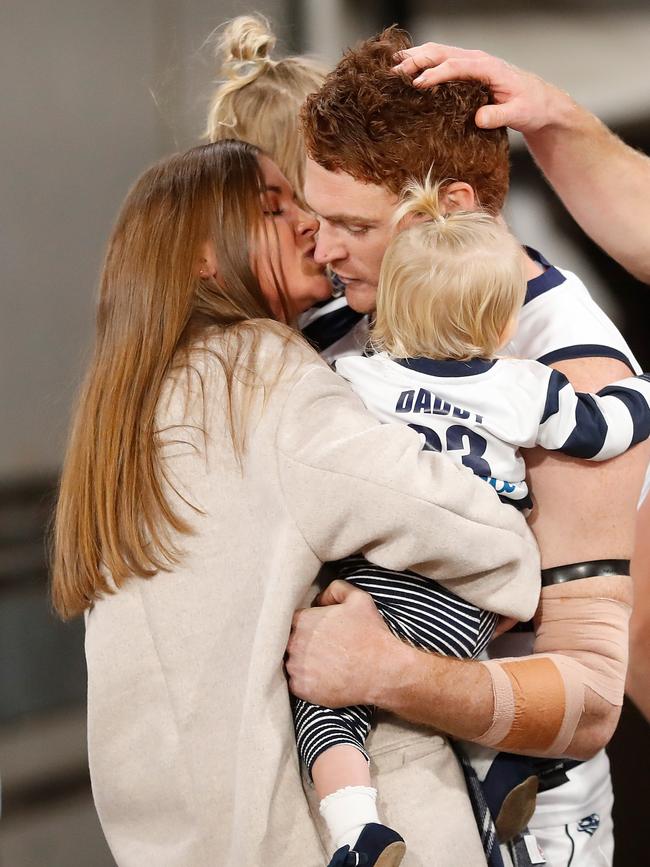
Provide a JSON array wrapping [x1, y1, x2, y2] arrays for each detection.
[[476, 594, 631, 755]]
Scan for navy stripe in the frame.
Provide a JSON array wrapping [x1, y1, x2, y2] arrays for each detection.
[[524, 246, 552, 269], [523, 246, 566, 305], [356, 582, 479, 629], [339, 559, 493, 657], [538, 344, 635, 372], [598, 384, 650, 446], [301, 306, 365, 352], [559, 393, 608, 458], [293, 697, 372, 772], [541, 369, 569, 423], [475, 611, 500, 656], [330, 272, 347, 294], [396, 357, 497, 377], [338, 558, 482, 610]]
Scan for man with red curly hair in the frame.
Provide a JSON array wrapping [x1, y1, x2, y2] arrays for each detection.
[[300, 29, 508, 320], [289, 26, 648, 867]]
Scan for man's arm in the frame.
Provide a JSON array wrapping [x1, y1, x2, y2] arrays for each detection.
[[287, 578, 497, 739], [525, 356, 644, 566], [286, 577, 619, 760], [287, 356, 645, 758], [525, 105, 650, 285], [393, 43, 650, 283]]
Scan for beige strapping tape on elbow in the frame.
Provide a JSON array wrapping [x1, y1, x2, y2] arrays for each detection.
[[477, 595, 631, 755]]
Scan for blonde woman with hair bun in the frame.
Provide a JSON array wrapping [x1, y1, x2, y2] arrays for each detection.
[[205, 13, 326, 198]]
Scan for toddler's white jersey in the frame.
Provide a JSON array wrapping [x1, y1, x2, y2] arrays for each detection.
[[336, 353, 650, 509]]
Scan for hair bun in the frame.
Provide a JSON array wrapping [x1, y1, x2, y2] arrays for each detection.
[[218, 14, 276, 78]]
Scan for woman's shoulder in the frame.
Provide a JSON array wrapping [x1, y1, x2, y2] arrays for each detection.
[[158, 321, 328, 425], [198, 320, 323, 374]]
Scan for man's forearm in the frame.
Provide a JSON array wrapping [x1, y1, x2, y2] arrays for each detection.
[[371, 621, 620, 761], [288, 573, 625, 760], [525, 93, 650, 283], [370, 639, 495, 740]]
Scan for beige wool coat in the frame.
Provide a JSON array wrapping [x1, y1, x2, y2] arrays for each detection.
[[85, 327, 540, 867]]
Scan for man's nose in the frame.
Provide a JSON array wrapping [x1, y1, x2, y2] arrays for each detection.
[[313, 224, 346, 266]]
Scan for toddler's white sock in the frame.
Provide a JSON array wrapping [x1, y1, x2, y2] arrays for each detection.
[[319, 785, 379, 851]]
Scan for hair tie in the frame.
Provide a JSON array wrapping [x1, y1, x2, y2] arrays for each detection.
[[237, 59, 265, 75]]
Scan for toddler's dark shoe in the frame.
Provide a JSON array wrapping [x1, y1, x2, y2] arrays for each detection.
[[327, 824, 406, 867]]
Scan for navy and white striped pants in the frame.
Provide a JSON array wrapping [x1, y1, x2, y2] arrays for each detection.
[[293, 555, 498, 773]]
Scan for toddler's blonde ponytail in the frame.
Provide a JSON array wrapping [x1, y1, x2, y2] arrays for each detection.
[[393, 174, 447, 226]]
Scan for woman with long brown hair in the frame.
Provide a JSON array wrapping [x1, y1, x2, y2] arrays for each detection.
[[51, 139, 539, 866]]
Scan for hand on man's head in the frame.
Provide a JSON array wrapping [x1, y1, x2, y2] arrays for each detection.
[[286, 580, 396, 709], [393, 42, 566, 136]]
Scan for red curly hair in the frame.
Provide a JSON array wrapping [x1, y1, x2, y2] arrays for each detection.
[[301, 28, 510, 214]]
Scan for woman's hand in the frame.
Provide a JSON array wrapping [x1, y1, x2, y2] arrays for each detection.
[[286, 579, 400, 708], [393, 42, 569, 135]]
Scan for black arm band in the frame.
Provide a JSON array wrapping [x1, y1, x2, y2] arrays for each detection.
[[541, 559, 630, 587]]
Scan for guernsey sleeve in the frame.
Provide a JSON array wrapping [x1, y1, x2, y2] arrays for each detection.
[[536, 369, 650, 461], [275, 362, 540, 621]]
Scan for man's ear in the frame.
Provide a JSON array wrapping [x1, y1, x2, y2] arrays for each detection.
[[440, 182, 476, 213]]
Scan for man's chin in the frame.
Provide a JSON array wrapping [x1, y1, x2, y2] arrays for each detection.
[[344, 282, 377, 315]]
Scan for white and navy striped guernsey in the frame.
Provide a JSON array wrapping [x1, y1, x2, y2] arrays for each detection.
[[298, 295, 370, 364], [299, 249, 640, 372], [336, 353, 650, 510], [507, 248, 640, 373], [292, 248, 646, 816]]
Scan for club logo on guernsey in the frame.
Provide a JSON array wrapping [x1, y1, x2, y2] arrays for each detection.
[[577, 814, 600, 836], [395, 388, 483, 425]]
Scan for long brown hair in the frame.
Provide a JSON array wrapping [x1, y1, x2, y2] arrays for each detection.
[[52, 139, 294, 619]]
